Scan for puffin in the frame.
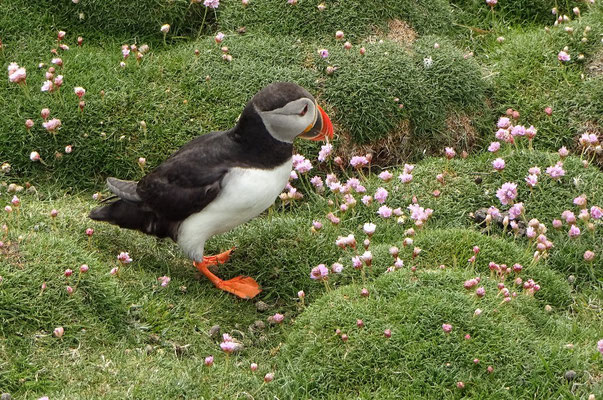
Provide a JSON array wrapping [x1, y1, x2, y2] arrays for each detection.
[[89, 82, 333, 299]]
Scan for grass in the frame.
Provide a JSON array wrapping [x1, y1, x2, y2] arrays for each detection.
[[1, 1, 602, 398], [1, 147, 601, 398]]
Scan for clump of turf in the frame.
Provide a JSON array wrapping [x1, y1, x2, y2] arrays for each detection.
[[1, 0, 212, 40], [319, 35, 489, 145], [278, 267, 598, 398], [219, 0, 456, 41]]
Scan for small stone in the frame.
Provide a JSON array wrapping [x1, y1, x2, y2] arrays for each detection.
[[1, 393, 12, 400], [564, 370, 577, 381], [251, 320, 266, 331], [209, 325, 221, 338], [544, 305, 552, 312], [145, 344, 154, 354], [255, 301, 270, 312], [149, 334, 160, 344]]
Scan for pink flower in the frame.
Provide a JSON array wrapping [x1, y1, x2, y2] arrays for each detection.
[[476, 287, 485, 297], [573, 195, 587, 208], [352, 256, 362, 269], [79, 264, 89, 273], [110, 267, 119, 275], [583, 250, 595, 262], [546, 164, 565, 180], [526, 125, 537, 139], [220, 341, 237, 353], [270, 313, 284, 323], [204, 0, 220, 8], [474, 308, 482, 316], [297, 290, 305, 299], [310, 264, 329, 280], [558, 146, 569, 158], [377, 205, 392, 219], [318, 49, 329, 58], [363, 223, 376, 236], [204, 355, 214, 366], [41, 108, 50, 120], [444, 147, 456, 159], [65, 145, 73, 154], [488, 141, 501, 152], [374, 187, 388, 204], [160, 24, 170, 34], [343, 41, 352, 50], [378, 170, 393, 181], [568, 225, 580, 238], [317, 143, 333, 162], [264, 372, 274, 383], [598, 339, 603, 355], [545, 107, 552, 116], [331, 263, 343, 273], [41, 80, 54, 92], [349, 156, 368, 168], [157, 276, 171, 287], [117, 252, 133, 264], [312, 220, 322, 231], [326, 212, 340, 225], [525, 174, 538, 188], [591, 206, 602, 220], [64, 268, 73, 277], [497, 117, 510, 129], [42, 118, 62, 132], [492, 158, 505, 171], [511, 125, 526, 137], [66, 285, 74, 294], [456, 381, 465, 389], [384, 329, 392, 338], [464, 279, 478, 289], [51, 57, 63, 66], [558, 51, 570, 62], [86, 228, 94, 237], [508, 202, 524, 220], [528, 166, 541, 175], [30, 151, 40, 162], [399, 173, 413, 184], [250, 362, 258, 371], [496, 182, 517, 205], [356, 319, 364, 327], [74, 86, 86, 98], [53, 326, 64, 338], [442, 323, 452, 333], [8, 66, 26, 83]]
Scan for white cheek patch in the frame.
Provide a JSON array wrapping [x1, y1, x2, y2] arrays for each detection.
[[256, 99, 315, 143]]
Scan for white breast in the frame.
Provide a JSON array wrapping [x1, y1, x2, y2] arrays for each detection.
[[177, 158, 292, 261]]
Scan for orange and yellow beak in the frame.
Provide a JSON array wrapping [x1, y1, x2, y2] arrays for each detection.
[[300, 104, 334, 141]]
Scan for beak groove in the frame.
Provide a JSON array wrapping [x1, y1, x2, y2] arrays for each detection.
[[308, 105, 334, 141]]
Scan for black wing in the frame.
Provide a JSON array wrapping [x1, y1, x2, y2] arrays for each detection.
[[136, 131, 233, 221]]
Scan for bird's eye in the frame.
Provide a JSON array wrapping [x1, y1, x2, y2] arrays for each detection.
[[299, 104, 308, 116]]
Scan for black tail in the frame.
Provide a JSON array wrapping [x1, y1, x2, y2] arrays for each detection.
[[89, 199, 176, 239]]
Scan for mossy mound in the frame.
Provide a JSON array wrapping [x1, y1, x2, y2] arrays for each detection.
[[452, 0, 585, 27], [322, 36, 489, 145], [485, 8, 603, 151], [1, 32, 487, 189], [219, 0, 455, 41], [0, 0, 211, 41], [278, 268, 597, 399]]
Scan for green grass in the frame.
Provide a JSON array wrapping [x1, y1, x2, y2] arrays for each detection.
[[219, 0, 456, 40], [1, 147, 601, 398], [1, 1, 602, 398]]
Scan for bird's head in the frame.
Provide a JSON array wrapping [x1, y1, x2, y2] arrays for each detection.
[[247, 82, 334, 143]]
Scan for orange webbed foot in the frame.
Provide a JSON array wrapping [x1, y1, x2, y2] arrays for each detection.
[[193, 250, 261, 299], [202, 247, 236, 267]]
